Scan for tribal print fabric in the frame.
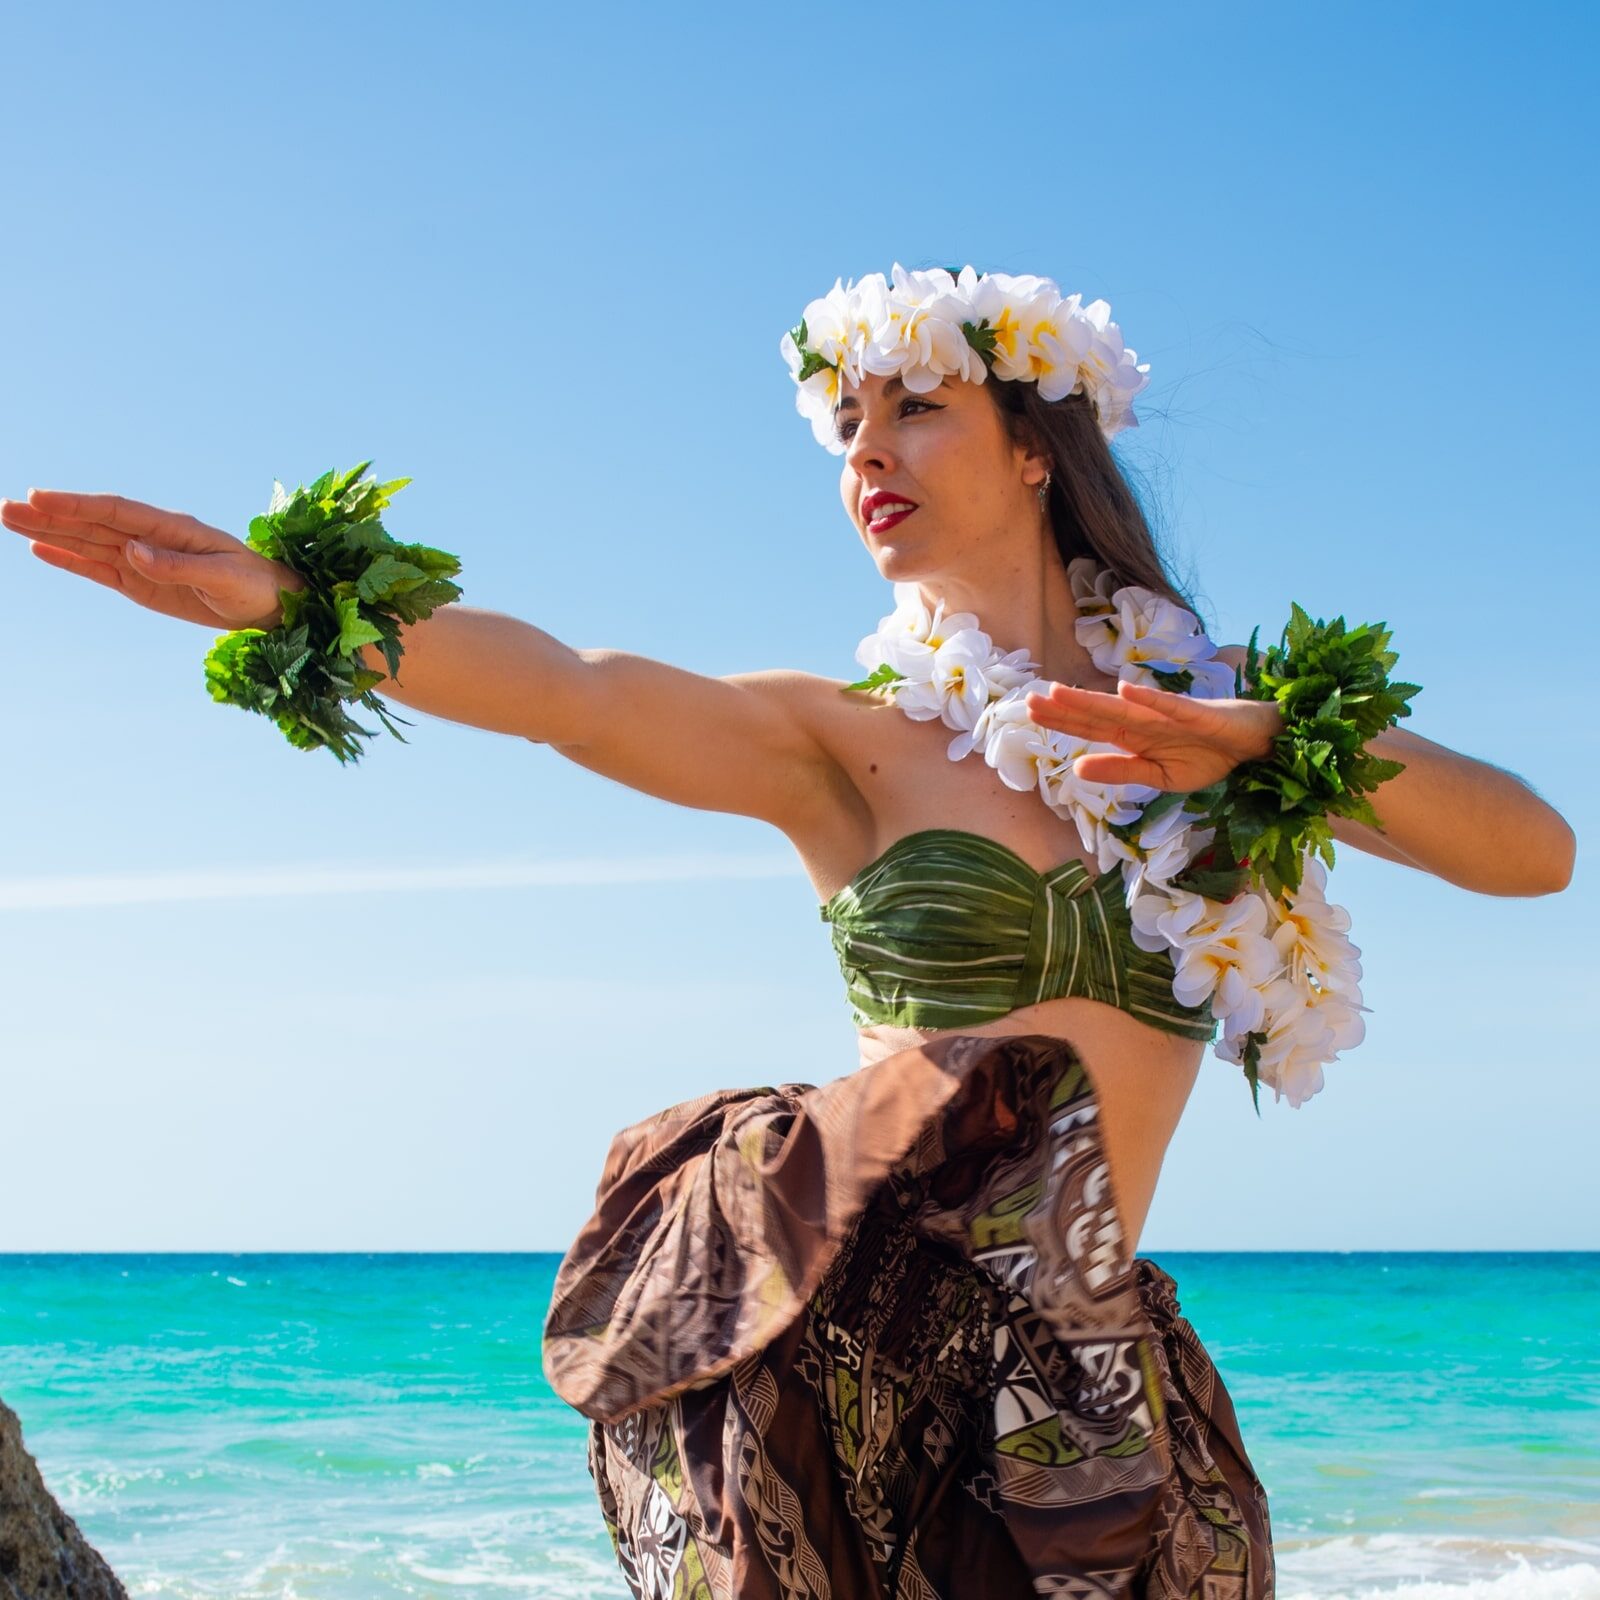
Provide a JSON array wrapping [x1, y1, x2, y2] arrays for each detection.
[[542, 1032, 1274, 1599]]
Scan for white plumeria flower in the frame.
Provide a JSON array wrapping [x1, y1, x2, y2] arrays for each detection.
[[1119, 811, 1213, 904], [1221, 974, 1367, 1108], [1183, 655, 1245, 699], [1068, 554, 1120, 616], [967, 690, 1060, 789], [784, 274, 887, 453], [782, 279, 854, 377], [1075, 297, 1151, 435], [792, 366, 844, 449], [1039, 746, 1154, 865], [849, 556, 1370, 1103], [1028, 296, 1100, 404], [892, 627, 1001, 728], [865, 263, 988, 392], [1068, 555, 1123, 660], [1084, 590, 1216, 681], [783, 266, 1151, 445], [1267, 855, 1365, 997], [1068, 563, 1225, 692], [854, 589, 982, 678], [987, 647, 1045, 694], [968, 273, 1056, 381], [1129, 889, 1283, 1031]]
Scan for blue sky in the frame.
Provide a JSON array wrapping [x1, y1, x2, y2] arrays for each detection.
[[1, 0, 1594, 1252]]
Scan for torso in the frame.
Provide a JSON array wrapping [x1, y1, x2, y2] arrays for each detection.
[[785, 659, 1219, 1256]]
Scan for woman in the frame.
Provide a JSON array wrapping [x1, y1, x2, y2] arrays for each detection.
[[1, 264, 1575, 1600]]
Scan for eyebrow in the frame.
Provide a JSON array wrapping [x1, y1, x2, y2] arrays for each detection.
[[837, 374, 912, 412]]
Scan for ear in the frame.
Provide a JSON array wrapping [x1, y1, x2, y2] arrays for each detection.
[[1011, 423, 1052, 489]]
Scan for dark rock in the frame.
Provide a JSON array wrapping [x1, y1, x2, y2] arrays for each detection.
[[0, 1398, 126, 1599]]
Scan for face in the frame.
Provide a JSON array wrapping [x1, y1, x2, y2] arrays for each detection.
[[835, 369, 1048, 577]]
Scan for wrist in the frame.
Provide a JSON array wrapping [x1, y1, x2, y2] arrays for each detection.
[[204, 463, 462, 763], [244, 571, 308, 631], [1245, 700, 1286, 760]]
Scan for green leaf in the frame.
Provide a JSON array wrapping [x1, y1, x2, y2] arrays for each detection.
[[961, 318, 999, 364], [334, 595, 385, 654], [1191, 600, 1418, 911], [203, 462, 463, 762], [841, 663, 907, 695]]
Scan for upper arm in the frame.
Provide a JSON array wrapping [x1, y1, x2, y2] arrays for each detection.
[[540, 650, 858, 835], [1211, 641, 1421, 870]]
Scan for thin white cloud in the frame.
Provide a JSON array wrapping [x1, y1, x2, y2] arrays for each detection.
[[0, 852, 804, 911]]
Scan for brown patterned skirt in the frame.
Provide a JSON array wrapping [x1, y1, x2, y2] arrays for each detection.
[[541, 1031, 1275, 1599]]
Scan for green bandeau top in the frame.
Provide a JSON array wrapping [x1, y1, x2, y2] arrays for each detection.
[[818, 826, 1218, 1041]]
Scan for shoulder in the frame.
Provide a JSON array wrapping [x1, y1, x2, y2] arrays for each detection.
[[716, 665, 885, 800], [722, 667, 896, 734]]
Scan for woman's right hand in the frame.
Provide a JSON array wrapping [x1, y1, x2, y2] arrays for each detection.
[[0, 488, 307, 631]]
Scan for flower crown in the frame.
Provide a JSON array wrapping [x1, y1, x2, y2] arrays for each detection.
[[780, 263, 1151, 454]]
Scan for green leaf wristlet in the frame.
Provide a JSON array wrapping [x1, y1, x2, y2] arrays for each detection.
[[202, 462, 464, 764], [1172, 604, 1423, 902]]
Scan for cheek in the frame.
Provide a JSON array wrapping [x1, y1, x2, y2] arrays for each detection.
[[908, 420, 986, 505]]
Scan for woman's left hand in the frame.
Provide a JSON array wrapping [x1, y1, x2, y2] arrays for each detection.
[[1025, 678, 1284, 790]]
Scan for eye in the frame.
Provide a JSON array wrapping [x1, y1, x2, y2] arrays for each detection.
[[835, 396, 941, 444]]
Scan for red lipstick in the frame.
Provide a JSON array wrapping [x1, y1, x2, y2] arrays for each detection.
[[861, 489, 920, 536]]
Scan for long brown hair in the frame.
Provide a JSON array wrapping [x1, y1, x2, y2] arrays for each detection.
[[985, 376, 1204, 625], [935, 262, 1206, 629]]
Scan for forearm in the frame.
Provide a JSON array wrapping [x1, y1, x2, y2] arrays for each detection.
[[1321, 722, 1575, 897], [352, 604, 589, 745]]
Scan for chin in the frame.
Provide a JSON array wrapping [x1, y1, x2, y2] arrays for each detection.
[[868, 545, 921, 581]]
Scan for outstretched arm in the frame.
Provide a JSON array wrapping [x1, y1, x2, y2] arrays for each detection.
[[1024, 644, 1575, 899], [347, 607, 849, 831], [1209, 642, 1575, 897], [1, 488, 853, 837]]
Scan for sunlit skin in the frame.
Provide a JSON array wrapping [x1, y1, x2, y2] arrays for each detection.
[[823, 367, 1573, 895], [0, 389, 1576, 895], [832, 367, 1284, 792]]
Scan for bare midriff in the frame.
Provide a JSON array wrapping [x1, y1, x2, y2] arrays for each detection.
[[854, 994, 1206, 1256]]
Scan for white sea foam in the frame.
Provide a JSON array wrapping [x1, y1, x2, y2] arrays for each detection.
[[1280, 1535, 1600, 1600]]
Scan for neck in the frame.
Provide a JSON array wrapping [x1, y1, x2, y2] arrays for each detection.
[[914, 537, 1103, 688]]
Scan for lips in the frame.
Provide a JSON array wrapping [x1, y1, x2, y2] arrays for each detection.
[[861, 489, 919, 535]]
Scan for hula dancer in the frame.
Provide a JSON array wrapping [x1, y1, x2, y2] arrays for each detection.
[[3, 262, 1574, 1599]]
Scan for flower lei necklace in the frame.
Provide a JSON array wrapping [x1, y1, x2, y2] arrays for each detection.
[[846, 557, 1383, 1112]]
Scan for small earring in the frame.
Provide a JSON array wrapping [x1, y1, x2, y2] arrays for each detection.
[[1037, 472, 1052, 509]]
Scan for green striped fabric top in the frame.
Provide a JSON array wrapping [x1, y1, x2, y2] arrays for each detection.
[[818, 827, 1218, 1040]]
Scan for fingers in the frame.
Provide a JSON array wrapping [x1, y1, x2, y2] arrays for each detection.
[[6, 515, 168, 592], [26, 539, 128, 594], [8, 490, 226, 554], [1, 497, 124, 552], [22, 489, 170, 536], [1113, 678, 1212, 715], [16, 525, 131, 568], [1027, 682, 1170, 750], [1072, 750, 1165, 786]]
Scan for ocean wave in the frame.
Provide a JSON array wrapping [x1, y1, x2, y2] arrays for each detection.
[[1279, 1534, 1600, 1600]]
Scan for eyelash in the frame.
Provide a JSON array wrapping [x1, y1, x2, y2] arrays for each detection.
[[835, 397, 940, 443]]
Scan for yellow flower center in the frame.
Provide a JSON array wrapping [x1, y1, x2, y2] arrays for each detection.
[[993, 307, 1021, 358]]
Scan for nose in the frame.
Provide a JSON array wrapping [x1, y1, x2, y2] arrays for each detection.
[[843, 409, 894, 475]]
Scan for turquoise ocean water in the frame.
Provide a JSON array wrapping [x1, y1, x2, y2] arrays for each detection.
[[0, 1253, 1594, 1600]]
